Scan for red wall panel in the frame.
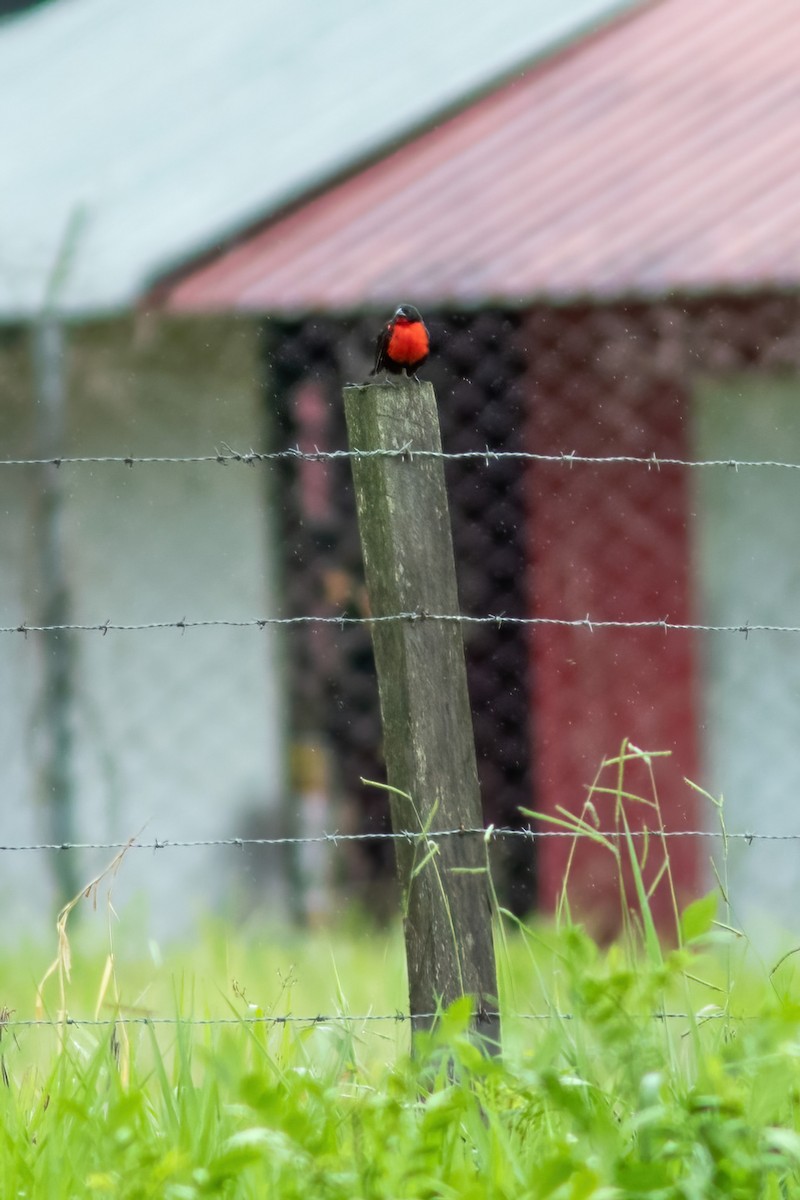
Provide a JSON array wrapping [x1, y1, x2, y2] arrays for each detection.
[[527, 344, 700, 937]]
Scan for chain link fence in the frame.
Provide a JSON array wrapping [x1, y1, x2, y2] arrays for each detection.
[[2, 295, 800, 939]]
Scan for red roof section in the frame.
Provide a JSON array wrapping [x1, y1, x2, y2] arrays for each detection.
[[165, 0, 800, 313]]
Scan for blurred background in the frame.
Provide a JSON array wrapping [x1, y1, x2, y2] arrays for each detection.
[[1, 0, 799, 942]]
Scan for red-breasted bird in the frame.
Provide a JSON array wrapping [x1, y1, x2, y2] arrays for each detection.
[[370, 304, 430, 382]]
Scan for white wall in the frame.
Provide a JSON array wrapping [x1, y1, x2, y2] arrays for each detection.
[[0, 317, 287, 945], [693, 373, 800, 938]]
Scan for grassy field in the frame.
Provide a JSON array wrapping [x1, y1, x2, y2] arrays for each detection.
[[3, 759, 800, 1197], [3, 911, 800, 1198]]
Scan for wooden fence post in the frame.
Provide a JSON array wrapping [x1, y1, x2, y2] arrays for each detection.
[[343, 380, 500, 1051], [32, 317, 79, 904], [31, 211, 85, 906]]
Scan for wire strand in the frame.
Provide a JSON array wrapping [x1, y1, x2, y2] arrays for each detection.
[[0, 613, 793, 635], [4, 446, 800, 470], [2, 1009, 730, 1031], [0, 828, 784, 852]]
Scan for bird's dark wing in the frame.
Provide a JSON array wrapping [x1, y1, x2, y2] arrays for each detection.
[[370, 322, 391, 375]]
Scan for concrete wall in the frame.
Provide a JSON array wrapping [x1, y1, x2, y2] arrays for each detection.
[[0, 315, 287, 944]]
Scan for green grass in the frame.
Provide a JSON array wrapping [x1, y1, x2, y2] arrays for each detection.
[[4, 920, 800, 1198], [4, 748, 800, 1197]]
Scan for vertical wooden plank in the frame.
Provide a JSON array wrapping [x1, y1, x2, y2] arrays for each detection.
[[344, 381, 500, 1050]]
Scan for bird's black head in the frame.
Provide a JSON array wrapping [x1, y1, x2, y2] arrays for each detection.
[[394, 303, 423, 322]]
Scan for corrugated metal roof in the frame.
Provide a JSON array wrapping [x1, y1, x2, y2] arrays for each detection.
[[165, 0, 800, 313], [0, 0, 635, 318]]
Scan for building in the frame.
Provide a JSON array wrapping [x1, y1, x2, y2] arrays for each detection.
[[162, 0, 800, 935], [0, 0, 628, 936]]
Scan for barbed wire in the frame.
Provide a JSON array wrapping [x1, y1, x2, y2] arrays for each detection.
[[0, 828, 786, 852], [2, 1009, 730, 1031], [3, 445, 800, 471], [2, 613, 796, 636]]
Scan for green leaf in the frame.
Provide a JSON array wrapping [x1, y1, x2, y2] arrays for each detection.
[[439, 994, 474, 1036], [680, 891, 719, 944], [763, 1126, 800, 1162]]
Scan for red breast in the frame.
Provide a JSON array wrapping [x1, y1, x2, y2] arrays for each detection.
[[386, 318, 429, 365]]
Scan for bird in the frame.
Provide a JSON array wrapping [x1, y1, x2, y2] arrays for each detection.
[[370, 304, 430, 382]]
